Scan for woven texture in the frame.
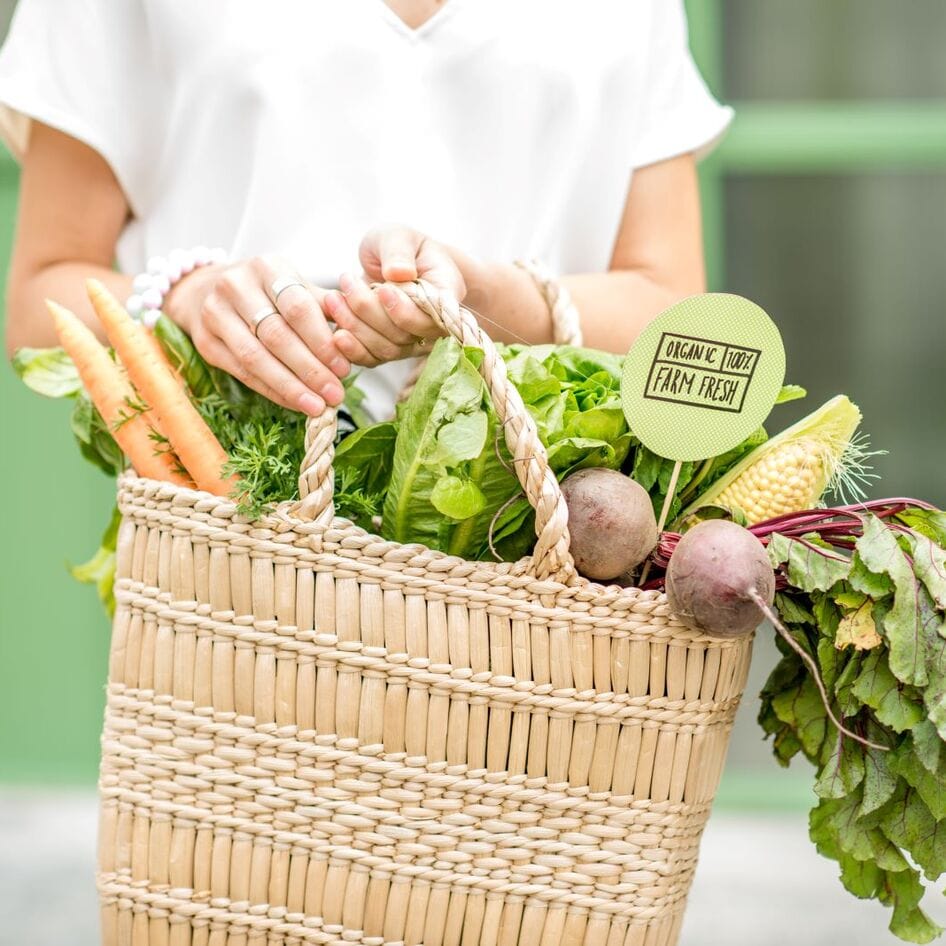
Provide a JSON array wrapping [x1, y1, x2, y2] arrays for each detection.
[[97, 283, 753, 946], [396, 259, 582, 406]]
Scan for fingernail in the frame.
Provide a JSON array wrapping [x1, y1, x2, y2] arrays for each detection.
[[338, 273, 354, 294], [334, 331, 355, 356], [320, 381, 345, 406], [299, 393, 325, 416], [323, 292, 341, 316], [329, 356, 349, 376], [378, 287, 397, 311]]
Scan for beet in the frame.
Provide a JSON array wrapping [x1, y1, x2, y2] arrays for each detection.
[[560, 468, 658, 581], [665, 519, 775, 638]]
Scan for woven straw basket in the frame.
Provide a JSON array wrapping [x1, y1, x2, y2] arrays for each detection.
[[97, 282, 753, 946]]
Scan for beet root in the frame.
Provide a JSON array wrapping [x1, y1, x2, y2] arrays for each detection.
[[560, 468, 658, 581], [665, 519, 775, 638]]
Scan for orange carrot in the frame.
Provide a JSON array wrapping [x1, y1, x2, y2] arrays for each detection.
[[85, 278, 238, 496], [47, 300, 193, 487], [141, 318, 178, 376]]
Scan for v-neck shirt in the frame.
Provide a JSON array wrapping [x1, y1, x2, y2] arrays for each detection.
[[0, 0, 731, 420]]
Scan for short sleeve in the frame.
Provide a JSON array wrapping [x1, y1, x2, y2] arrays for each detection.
[[631, 1, 733, 169], [0, 0, 157, 212]]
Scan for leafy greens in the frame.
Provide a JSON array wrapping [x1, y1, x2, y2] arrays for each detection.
[[378, 339, 637, 560], [761, 507, 946, 942]]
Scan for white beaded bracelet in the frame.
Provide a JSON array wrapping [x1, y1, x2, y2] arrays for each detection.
[[126, 245, 230, 328]]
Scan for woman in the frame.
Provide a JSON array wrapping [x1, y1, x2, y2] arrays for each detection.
[[0, 0, 730, 423]]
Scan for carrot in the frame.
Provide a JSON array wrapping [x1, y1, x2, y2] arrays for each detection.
[[47, 300, 193, 487], [141, 318, 179, 377], [85, 278, 238, 496]]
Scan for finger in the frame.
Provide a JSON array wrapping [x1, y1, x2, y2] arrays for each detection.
[[278, 280, 351, 379], [254, 311, 346, 407], [359, 226, 421, 282], [323, 289, 405, 365], [379, 227, 422, 281], [375, 284, 441, 339], [416, 239, 466, 297], [221, 274, 346, 408], [207, 300, 328, 416], [332, 328, 383, 369], [256, 258, 351, 379], [339, 272, 415, 345], [195, 330, 291, 409]]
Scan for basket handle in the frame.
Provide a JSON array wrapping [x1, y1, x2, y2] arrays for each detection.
[[289, 280, 577, 584]]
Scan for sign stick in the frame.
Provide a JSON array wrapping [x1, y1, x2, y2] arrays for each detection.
[[655, 459, 684, 536], [620, 293, 785, 588], [639, 458, 683, 586]]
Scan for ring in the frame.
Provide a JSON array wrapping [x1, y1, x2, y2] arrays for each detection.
[[270, 277, 306, 303], [250, 307, 279, 337]]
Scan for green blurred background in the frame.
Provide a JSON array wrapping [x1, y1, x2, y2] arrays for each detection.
[[1, 0, 945, 800]]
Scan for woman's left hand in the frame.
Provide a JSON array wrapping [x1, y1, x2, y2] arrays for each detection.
[[323, 226, 466, 367]]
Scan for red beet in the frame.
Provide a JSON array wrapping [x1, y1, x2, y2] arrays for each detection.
[[666, 519, 775, 638], [561, 468, 658, 581]]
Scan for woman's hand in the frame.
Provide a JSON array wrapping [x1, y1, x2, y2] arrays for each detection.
[[164, 255, 349, 416], [323, 226, 466, 367]]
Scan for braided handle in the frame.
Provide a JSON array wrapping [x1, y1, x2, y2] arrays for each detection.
[[397, 260, 581, 406], [514, 258, 583, 347], [290, 280, 576, 584]]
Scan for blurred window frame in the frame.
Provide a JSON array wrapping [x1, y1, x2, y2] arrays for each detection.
[[685, 0, 946, 289]]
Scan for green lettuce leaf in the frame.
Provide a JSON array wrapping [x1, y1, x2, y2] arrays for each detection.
[[381, 338, 633, 561], [431, 475, 487, 520], [340, 372, 374, 430], [70, 391, 125, 476], [334, 422, 397, 497], [776, 383, 807, 404], [14, 346, 124, 476], [381, 340, 512, 555], [69, 505, 120, 617], [12, 346, 83, 398]]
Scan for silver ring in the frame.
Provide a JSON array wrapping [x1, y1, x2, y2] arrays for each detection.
[[250, 307, 279, 337], [270, 277, 306, 303]]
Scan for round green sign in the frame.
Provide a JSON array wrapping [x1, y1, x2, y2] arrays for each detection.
[[621, 293, 785, 462]]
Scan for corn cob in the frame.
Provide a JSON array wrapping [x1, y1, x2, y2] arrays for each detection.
[[679, 395, 864, 526]]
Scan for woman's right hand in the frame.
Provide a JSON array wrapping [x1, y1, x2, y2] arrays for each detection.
[[163, 255, 350, 416]]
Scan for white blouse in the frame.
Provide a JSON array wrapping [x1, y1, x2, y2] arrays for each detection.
[[0, 0, 731, 420]]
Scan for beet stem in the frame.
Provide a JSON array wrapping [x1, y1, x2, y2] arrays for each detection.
[[747, 587, 889, 753], [643, 498, 939, 592]]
